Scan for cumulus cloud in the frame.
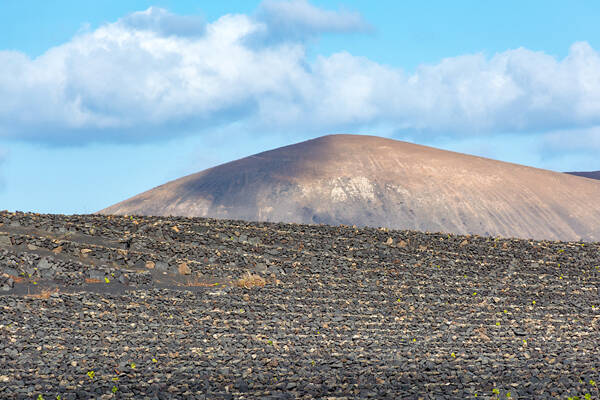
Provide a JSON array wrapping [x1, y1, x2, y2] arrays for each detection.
[[256, 0, 370, 39], [1, 2, 600, 145], [118, 6, 205, 37]]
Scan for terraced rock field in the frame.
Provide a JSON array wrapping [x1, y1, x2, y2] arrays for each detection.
[[1, 211, 599, 399]]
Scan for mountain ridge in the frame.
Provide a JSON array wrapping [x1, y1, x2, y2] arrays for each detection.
[[566, 170, 600, 180]]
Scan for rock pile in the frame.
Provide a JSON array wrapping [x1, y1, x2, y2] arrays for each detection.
[[1, 211, 599, 399]]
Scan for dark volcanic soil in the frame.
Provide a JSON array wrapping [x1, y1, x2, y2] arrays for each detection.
[[1, 211, 599, 399]]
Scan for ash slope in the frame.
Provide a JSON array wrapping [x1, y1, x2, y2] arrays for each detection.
[[101, 134, 600, 242], [1, 212, 600, 399]]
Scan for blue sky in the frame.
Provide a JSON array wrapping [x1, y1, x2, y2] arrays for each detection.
[[1, 0, 600, 214]]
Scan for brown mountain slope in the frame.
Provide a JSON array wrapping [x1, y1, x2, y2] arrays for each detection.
[[566, 171, 600, 180], [100, 134, 600, 241]]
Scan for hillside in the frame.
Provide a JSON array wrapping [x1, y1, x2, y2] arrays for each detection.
[[101, 134, 600, 242], [566, 170, 600, 180], [1, 211, 600, 398]]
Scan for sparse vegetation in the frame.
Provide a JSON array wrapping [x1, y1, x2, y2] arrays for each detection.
[[236, 272, 266, 288], [25, 287, 59, 299], [2, 211, 600, 397], [7, 275, 26, 283], [182, 273, 220, 287]]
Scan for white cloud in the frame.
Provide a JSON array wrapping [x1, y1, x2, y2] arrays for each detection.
[[1, 3, 600, 145], [257, 0, 370, 38], [119, 6, 205, 37]]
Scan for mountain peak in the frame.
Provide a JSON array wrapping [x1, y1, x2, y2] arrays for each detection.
[[100, 134, 600, 241]]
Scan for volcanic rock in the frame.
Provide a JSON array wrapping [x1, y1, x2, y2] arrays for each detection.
[[0, 211, 599, 398]]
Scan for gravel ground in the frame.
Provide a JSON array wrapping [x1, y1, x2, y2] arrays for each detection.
[[1, 211, 599, 399]]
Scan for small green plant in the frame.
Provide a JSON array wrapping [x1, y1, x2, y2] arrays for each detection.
[[104, 277, 110, 284], [130, 362, 136, 369], [585, 394, 591, 400], [492, 388, 500, 395], [451, 352, 456, 358], [590, 379, 596, 386], [506, 392, 511, 398], [87, 371, 95, 379], [37, 395, 44, 400], [152, 358, 157, 363], [111, 386, 118, 394]]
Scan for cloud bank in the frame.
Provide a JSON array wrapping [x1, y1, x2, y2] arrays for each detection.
[[1, 1, 600, 146]]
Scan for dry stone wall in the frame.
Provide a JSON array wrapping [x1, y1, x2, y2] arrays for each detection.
[[0, 211, 599, 398]]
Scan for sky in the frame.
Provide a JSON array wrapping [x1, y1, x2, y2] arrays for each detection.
[[1, 0, 600, 214]]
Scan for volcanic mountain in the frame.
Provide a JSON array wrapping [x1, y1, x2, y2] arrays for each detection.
[[100, 134, 600, 241], [566, 171, 600, 180]]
